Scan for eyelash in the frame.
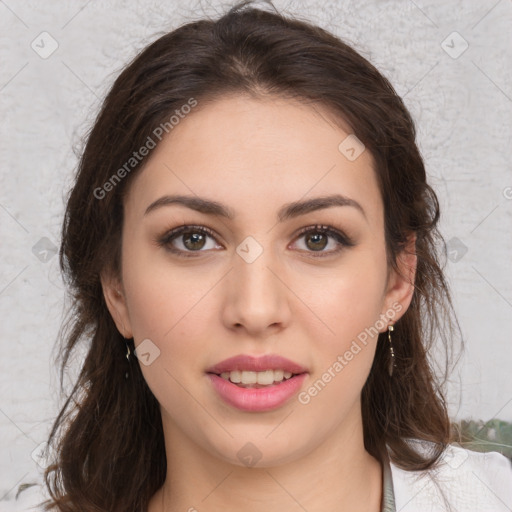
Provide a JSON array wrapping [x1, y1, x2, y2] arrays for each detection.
[[156, 224, 355, 258]]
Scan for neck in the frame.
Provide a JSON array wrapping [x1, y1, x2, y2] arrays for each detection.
[[149, 405, 383, 512]]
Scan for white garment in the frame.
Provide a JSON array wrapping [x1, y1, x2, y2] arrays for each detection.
[[389, 440, 512, 511]]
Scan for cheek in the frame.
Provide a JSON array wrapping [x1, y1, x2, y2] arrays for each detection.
[[122, 239, 204, 339], [125, 280, 211, 370], [310, 251, 387, 335], [297, 271, 386, 419], [300, 248, 388, 383], [122, 261, 211, 412], [122, 246, 216, 376]]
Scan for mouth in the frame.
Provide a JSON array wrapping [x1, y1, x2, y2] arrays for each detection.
[[205, 354, 309, 411]]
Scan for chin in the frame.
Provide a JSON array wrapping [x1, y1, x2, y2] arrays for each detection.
[[203, 428, 314, 469]]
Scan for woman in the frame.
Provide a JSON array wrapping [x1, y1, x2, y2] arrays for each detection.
[[39, 1, 512, 511]]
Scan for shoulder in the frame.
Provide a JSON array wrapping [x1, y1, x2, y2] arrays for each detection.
[[389, 439, 512, 512]]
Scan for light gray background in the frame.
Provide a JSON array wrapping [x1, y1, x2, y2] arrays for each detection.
[[1, 0, 511, 509]]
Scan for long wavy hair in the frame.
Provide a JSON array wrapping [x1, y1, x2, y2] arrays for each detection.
[[39, 1, 463, 510]]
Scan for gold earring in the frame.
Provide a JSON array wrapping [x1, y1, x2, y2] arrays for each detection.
[[387, 324, 396, 377]]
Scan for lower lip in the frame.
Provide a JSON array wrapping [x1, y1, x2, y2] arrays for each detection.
[[207, 373, 308, 412]]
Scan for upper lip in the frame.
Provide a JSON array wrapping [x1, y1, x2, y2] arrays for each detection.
[[206, 354, 308, 374]]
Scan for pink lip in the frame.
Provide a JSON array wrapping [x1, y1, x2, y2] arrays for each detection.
[[207, 373, 308, 412], [205, 354, 308, 412], [205, 354, 308, 374]]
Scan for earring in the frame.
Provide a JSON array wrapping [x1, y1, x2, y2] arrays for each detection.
[[124, 338, 131, 380], [387, 324, 396, 377]]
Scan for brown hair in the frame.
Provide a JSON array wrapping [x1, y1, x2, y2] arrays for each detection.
[[39, 1, 463, 510]]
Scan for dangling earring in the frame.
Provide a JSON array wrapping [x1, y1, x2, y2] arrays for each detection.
[[124, 338, 131, 380], [387, 324, 396, 377]]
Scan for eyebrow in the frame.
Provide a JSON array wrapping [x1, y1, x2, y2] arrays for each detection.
[[144, 193, 367, 222]]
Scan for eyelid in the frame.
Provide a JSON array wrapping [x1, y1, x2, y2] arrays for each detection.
[[156, 223, 355, 257], [290, 224, 355, 257], [156, 224, 222, 257], [293, 224, 355, 246]]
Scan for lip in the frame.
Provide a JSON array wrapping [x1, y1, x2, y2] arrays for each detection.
[[207, 373, 308, 412], [205, 354, 308, 412], [205, 354, 308, 374]]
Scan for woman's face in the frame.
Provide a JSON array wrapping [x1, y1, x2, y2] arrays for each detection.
[[102, 94, 415, 467]]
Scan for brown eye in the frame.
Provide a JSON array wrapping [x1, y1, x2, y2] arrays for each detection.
[[304, 232, 329, 251], [158, 225, 221, 257], [182, 231, 207, 250], [293, 225, 355, 257]]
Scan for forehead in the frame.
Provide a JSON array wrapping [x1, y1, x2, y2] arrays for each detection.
[[123, 94, 382, 224]]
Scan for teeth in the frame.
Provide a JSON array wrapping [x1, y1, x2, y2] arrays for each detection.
[[257, 370, 275, 385], [229, 370, 242, 383], [273, 369, 284, 382], [219, 369, 295, 386]]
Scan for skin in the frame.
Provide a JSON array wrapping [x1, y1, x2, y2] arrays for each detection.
[[101, 94, 416, 512]]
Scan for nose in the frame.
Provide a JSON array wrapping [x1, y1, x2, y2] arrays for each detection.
[[221, 241, 291, 336]]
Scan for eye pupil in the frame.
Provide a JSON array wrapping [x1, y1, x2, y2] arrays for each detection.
[[306, 232, 327, 251]]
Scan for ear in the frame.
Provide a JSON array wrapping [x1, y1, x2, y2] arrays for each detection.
[[380, 233, 417, 328], [100, 270, 133, 339]]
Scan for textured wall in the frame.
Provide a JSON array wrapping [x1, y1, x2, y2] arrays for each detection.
[[1, 0, 511, 509]]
